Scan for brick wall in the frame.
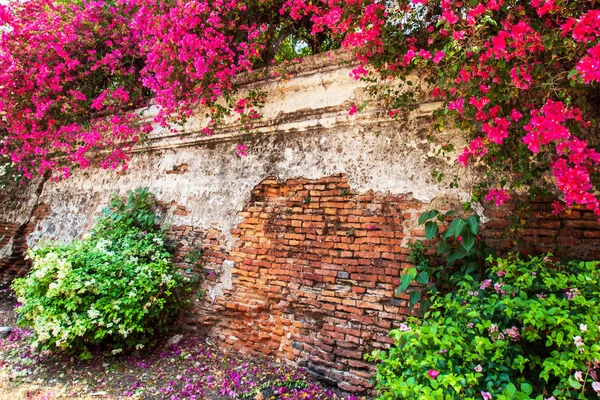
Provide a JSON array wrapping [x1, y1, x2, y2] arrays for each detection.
[[2, 173, 600, 394], [211, 175, 421, 392], [148, 174, 600, 393], [483, 198, 600, 260], [0, 203, 50, 283]]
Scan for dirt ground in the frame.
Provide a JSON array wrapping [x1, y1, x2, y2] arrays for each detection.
[[0, 286, 368, 400]]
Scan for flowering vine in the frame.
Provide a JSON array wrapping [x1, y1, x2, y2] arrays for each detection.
[[335, 0, 600, 216], [0, 0, 599, 218]]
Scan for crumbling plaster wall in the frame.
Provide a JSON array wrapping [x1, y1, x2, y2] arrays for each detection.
[[21, 51, 471, 251], [4, 51, 597, 394]]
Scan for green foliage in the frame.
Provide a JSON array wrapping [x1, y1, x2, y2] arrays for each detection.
[[12, 188, 188, 358], [274, 33, 312, 63], [0, 156, 21, 191], [184, 247, 207, 300], [373, 255, 600, 399], [186, 248, 204, 267], [99, 187, 159, 231], [398, 210, 491, 310]]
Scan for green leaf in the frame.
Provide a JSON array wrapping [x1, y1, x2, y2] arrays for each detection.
[[464, 262, 478, 275], [419, 210, 439, 225], [520, 383, 533, 395], [419, 299, 431, 314], [466, 215, 480, 235], [409, 290, 421, 306], [425, 221, 439, 240], [504, 383, 517, 397], [397, 268, 417, 294], [447, 250, 467, 265], [416, 271, 430, 285], [568, 376, 582, 389], [444, 218, 467, 239], [437, 240, 451, 255], [461, 232, 475, 252]]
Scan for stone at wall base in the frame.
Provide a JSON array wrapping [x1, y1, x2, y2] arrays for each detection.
[[167, 334, 183, 346], [0, 326, 12, 339]]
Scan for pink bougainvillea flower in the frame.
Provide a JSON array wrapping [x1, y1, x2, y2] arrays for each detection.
[[427, 369, 440, 379], [432, 51, 445, 64], [504, 326, 520, 341], [485, 189, 511, 206], [480, 279, 492, 290], [452, 30, 465, 41], [481, 392, 493, 400], [236, 144, 248, 157]]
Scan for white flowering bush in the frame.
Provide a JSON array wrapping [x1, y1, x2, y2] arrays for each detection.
[[372, 255, 600, 399], [12, 188, 187, 358]]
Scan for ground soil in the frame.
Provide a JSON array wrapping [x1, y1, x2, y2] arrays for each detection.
[[0, 285, 367, 400]]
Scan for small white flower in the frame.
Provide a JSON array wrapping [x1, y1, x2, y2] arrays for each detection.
[[592, 381, 600, 394], [573, 336, 584, 348], [580, 324, 588, 332], [574, 371, 584, 382], [474, 365, 482, 372]]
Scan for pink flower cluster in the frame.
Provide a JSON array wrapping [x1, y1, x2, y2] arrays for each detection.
[[0, 0, 146, 179], [485, 189, 511, 207], [0, 0, 267, 179], [0, 0, 599, 224], [458, 138, 488, 166]]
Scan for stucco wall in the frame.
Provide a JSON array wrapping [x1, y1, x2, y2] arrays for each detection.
[[1, 51, 599, 393], [22, 52, 471, 249]]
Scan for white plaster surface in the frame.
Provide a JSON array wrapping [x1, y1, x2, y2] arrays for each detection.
[[1, 51, 477, 252]]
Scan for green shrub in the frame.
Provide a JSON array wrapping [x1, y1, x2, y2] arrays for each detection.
[[12, 188, 188, 358], [372, 255, 600, 399], [398, 210, 492, 312]]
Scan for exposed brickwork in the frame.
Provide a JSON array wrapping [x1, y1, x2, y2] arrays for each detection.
[[208, 175, 420, 392], [1, 174, 600, 394], [0, 203, 50, 283], [165, 223, 231, 327], [482, 199, 600, 260]]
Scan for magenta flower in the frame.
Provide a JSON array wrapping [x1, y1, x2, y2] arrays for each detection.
[[485, 189, 511, 206], [480, 279, 492, 290], [236, 144, 248, 157], [427, 369, 440, 379], [481, 391, 492, 399], [432, 51, 446, 64]]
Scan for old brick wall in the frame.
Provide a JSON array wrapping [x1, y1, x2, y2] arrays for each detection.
[[137, 174, 600, 393], [213, 174, 414, 392], [482, 199, 600, 260], [0, 177, 47, 283], [1, 51, 600, 394]]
